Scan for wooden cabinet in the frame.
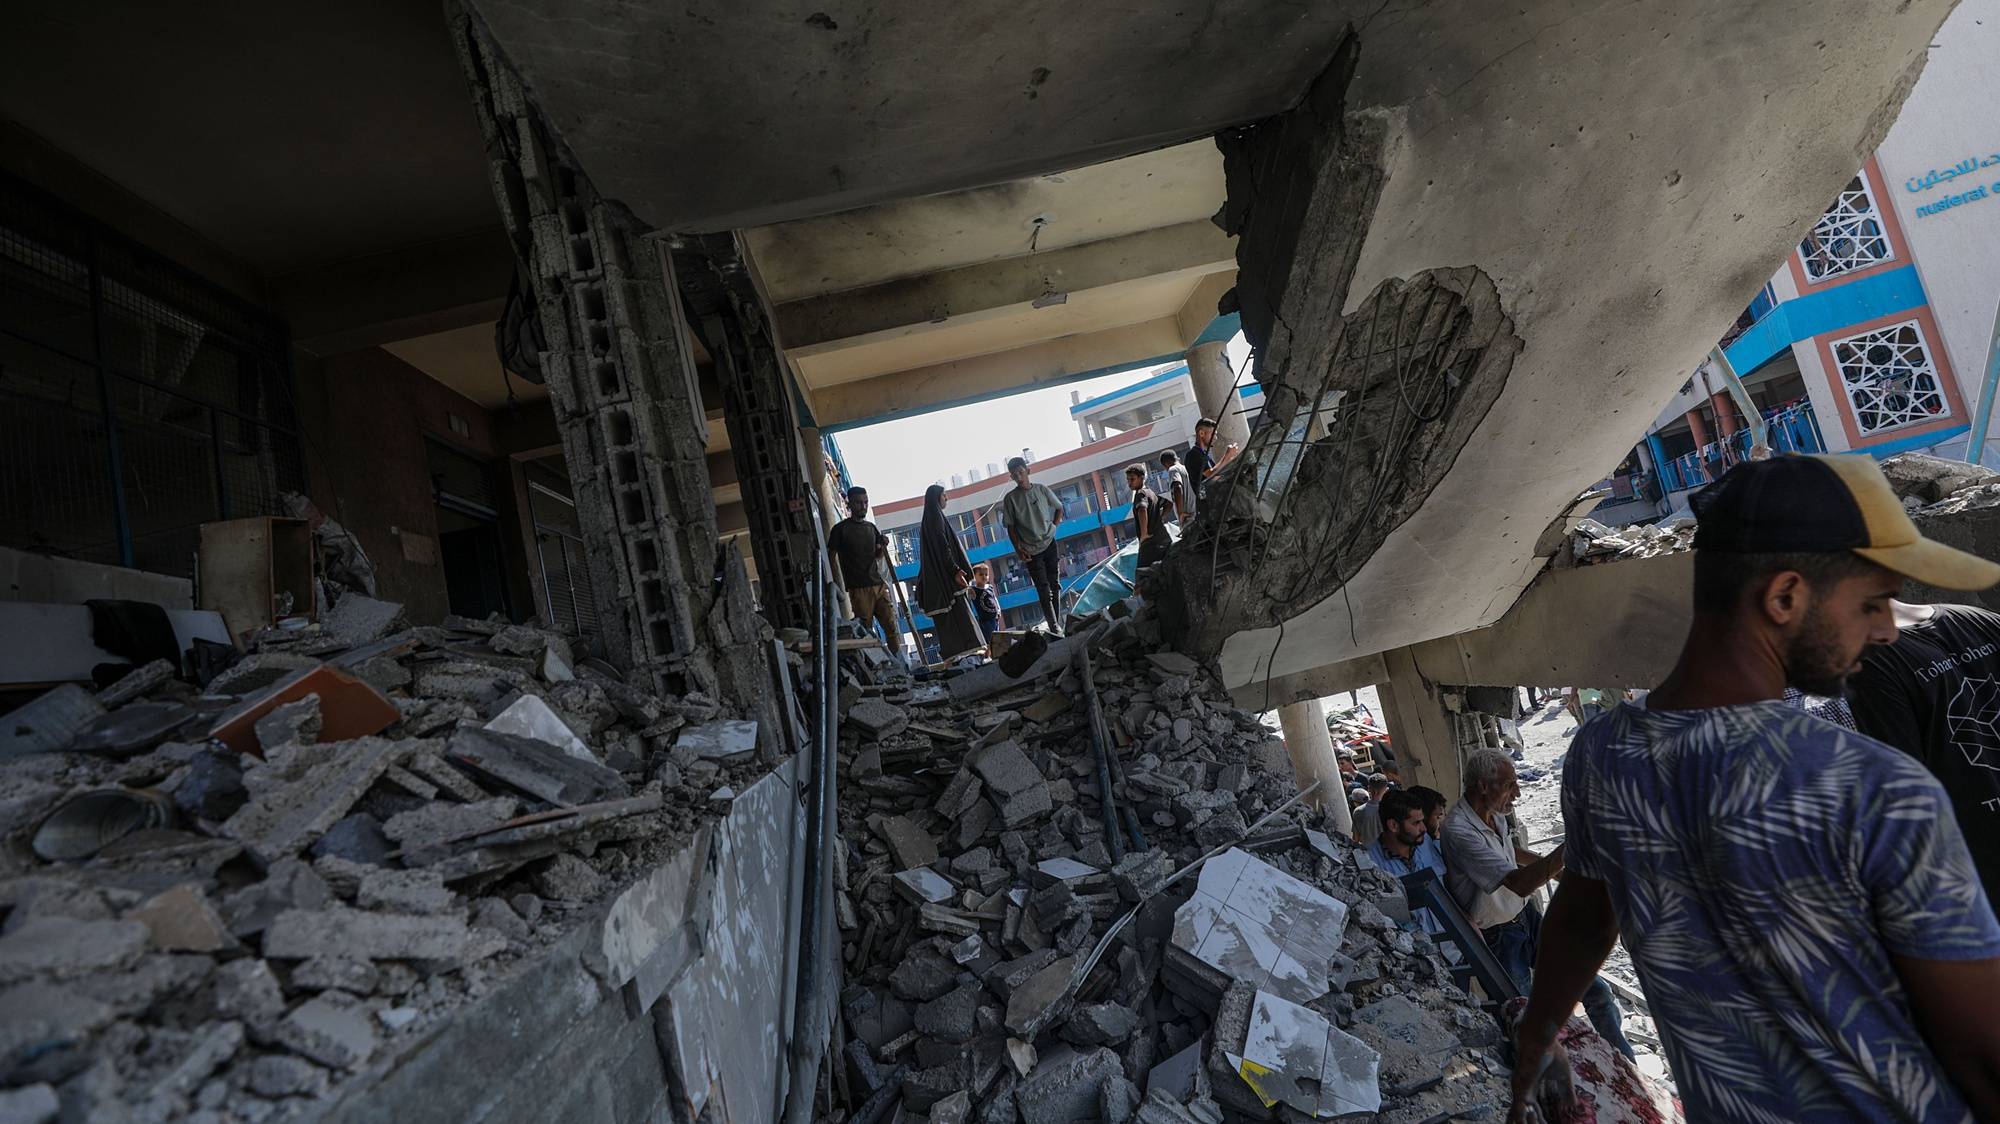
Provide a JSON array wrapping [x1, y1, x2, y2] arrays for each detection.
[[198, 517, 316, 646]]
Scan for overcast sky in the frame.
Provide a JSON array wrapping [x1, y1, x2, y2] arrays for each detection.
[[835, 333, 1251, 504]]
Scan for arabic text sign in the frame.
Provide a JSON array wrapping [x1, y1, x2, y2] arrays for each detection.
[[1905, 153, 2000, 195]]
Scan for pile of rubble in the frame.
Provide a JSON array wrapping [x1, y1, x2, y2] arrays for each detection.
[[0, 599, 773, 1122], [1564, 516, 1696, 566], [829, 603, 1524, 1124]]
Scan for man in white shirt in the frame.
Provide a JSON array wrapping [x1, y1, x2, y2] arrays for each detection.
[[1159, 450, 1194, 522], [1442, 748, 1634, 1059]]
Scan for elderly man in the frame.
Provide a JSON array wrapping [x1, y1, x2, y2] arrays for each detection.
[[1443, 748, 1635, 1060], [1508, 456, 2000, 1123]]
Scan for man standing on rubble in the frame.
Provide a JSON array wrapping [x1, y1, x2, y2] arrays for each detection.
[[1443, 748, 1635, 1060], [1508, 456, 2000, 1124], [1846, 599, 2000, 917], [1001, 456, 1066, 636], [1181, 417, 1241, 506], [1126, 463, 1174, 569], [826, 486, 898, 648], [1160, 450, 1194, 523]]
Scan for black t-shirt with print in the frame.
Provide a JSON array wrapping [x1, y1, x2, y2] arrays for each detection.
[[1848, 604, 2000, 914], [1183, 443, 1213, 497], [1129, 488, 1174, 547], [827, 516, 885, 592]]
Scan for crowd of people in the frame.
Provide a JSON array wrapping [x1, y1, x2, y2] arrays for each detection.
[[823, 415, 1241, 664]]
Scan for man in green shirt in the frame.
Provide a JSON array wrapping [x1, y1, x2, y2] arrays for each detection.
[[1001, 456, 1065, 636]]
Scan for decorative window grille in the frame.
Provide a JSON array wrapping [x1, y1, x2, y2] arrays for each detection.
[[1798, 174, 1892, 281], [1831, 320, 1947, 435]]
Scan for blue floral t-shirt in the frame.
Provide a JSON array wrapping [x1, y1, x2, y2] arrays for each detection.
[[1564, 701, 2000, 1123]]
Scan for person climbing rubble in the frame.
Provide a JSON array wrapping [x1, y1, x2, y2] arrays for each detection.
[[1509, 455, 2000, 1124]]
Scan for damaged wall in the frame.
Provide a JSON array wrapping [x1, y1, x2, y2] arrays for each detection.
[[294, 348, 536, 626]]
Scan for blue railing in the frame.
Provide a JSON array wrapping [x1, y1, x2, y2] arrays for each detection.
[[1653, 400, 1825, 493]]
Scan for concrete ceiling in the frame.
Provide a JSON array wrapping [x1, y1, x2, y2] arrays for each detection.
[[469, 0, 1350, 232], [382, 322, 545, 410], [745, 141, 1226, 301], [0, 2, 496, 279]]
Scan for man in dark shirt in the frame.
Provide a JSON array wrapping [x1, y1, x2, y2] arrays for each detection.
[[1181, 416, 1241, 505], [1847, 600, 2000, 915], [1124, 464, 1173, 568], [825, 486, 898, 646]]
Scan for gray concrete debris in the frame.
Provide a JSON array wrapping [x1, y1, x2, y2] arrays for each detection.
[[356, 868, 456, 915], [382, 796, 520, 851], [929, 1089, 971, 1124], [1013, 1045, 1121, 1124], [872, 814, 940, 869], [220, 859, 332, 938], [529, 853, 606, 902], [1003, 956, 1076, 1037], [470, 898, 532, 943], [262, 906, 469, 962], [0, 685, 104, 759], [484, 694, 593, 762], [848, 698, 910, 739], [222, 736, 410, 862], [94, 659, 177, 710], [1063, 1002, 1139, 1047], [291, 958, 379, 995], [323, 594, 406, 645], [174, 750, 248, 822], [209, 651, 320, 695], [1144, 652, 1199, 677], [274, 993, 378, 1070], [912, 984, 983, 1044], [126, 885, 232, 953], [245, 1055, 325, 1099], [968, 741, 1052, 827], [254, 694, 323, 751], [0, 1084, 59, 1124], [0, 917, 148, 984], [308, 812, 393, 866], [210, 959, 285, 1028], [675, 719, 759, 764], [149, 1020, 244, 1103], [445, 726, 628, 807]]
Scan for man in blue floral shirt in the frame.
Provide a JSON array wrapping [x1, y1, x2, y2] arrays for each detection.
[[1509, 456, 2000, 1123]]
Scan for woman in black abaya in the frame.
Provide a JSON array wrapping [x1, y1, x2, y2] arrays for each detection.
[[916, 484, 985, 662]]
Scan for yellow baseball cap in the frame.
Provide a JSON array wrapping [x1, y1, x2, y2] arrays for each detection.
[[1690, 454, 2000, 591]]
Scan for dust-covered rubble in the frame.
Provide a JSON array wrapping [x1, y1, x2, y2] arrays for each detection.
[[828, 601, 1536, 1123], [0, 607, 776, 1121]]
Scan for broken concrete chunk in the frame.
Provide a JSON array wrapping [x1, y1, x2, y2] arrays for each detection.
[[291, 957, 379, 996], [275, 993, 378, 1070], [445, 726, 628, 807], [95, 659, 177, 709], [246, 1054, 326, 1098], [1034, 857, 1098, 883], [871, 814, 940, 869], [210, 958, 286, 1028], [308, 812, 393, 866], [254, 693, 323, 751], [1063, 1002, 1140, 1047], [0, 1083, 59, 1124], [470, 898, 531, 943], [377, 1006, 420, 1032], [674, 719, 759, 765], [382, 796, 521, 851], [175, 749, 249, 822], [913, 984, 983, 1044], [222, 736, 411, 862], [889, 947, 961, 1003], [350, 654, 413, 693], [1021, 690, 1071, 723], [147, 1020, 244, 1103], [969, 741, 1053, 827], [0, 917, 148, 984], [1006, 1038, 1037, 1079], [484, 694, 594, 762], [356, 868, 456, 915], [1013, 1045, 1122, 1124], [1145, 652, 1199, 677], [126, 884, 232, 952], [323, 594, 406, 645], [404, 751, 491, 803], [1003, 955, 1076, 1037], [262, 906, 469, 962], [847, 698, 910, 739], [529, 853, 606, 902], [0, 685, 105, 758], [221, 859, 332, 938]]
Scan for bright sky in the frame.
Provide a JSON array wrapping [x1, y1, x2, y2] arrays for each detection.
[[834, 333, 1252, 504]]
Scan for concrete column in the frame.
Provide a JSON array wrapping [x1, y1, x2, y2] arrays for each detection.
[[1375, 648, 1465, 801], [1186, 341, 1249, 453], [1710, 392, 1739, 437], [1278, 698, 1350, 833], [1684, 407, 1710, 449]]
